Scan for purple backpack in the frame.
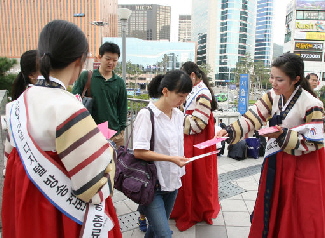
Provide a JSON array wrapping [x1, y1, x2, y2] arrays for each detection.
[[114, 107, 157, 205]]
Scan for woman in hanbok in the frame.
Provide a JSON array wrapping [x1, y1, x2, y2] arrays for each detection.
[[171, 61, 220, 231], [217, 53, 325, 238], [2, 20, 121, 238]]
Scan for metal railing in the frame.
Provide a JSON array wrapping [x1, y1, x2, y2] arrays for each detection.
[[125, 98, 150, 148], [125, 98, 242, 149]]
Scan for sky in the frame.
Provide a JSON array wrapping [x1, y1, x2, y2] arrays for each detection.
[[118, 0, 290, 45]]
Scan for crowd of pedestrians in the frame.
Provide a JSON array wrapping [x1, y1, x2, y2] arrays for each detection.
[[2, 19, 325, 238]]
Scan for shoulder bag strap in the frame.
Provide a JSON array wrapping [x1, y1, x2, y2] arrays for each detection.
[[125, 107, 155, 150], [146, 107, 155, 151], [82, 70, 93, 97]]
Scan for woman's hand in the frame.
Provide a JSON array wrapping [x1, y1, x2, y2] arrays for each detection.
[[215, 129, 228, 138], [171, 156, 189, 167], [262, 125, 283, 138]]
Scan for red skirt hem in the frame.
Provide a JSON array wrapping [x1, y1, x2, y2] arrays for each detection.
[[170, 114, 220, 231], [2, 148, 122, 238], [249, 149, 325, 238]]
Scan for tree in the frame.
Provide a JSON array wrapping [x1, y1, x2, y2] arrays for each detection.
[[115, 61, 144, 88], [233, 54, 271, 89], [233, 53, 254, 84], [0, 57, 18, 97], [254, 61, 270, 89], [157, 54, 169, 74], [198, 63, 213, 76]]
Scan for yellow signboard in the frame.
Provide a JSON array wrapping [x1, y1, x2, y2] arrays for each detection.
[[306, 32, 325, 40]]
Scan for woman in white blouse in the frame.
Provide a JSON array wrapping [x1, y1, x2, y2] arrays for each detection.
[[133, 70, 192, 238]]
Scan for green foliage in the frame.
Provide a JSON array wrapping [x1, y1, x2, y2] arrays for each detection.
[[233, 53, 271, 89], [254, 61, 271, 89], [127, 94, 150, 114], [157, 54, 169, 74], [0, 57, 18, 97], [319, 86, 325, 107], [233, 53, 254, 83], [198, 63, 213, 75], [115, 60, 143, 76], [0, 73, 17, 97], [0, 57, 17, 76], [134, 94, 149, 100]]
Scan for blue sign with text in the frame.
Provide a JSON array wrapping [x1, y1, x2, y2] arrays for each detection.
[[238, 74, 250, 115]]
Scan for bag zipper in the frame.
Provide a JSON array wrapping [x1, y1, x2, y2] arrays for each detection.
[[124, 175, 149, 187], [118, 157, 151, 179]]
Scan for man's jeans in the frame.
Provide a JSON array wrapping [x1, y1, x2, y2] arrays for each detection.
[[139, 189, 178, 238]]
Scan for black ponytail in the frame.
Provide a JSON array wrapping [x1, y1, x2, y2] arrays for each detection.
[[148, 70, 192, 98], [181, 61, 218, 111], [38, 20, 89, 83], [148, 74, 164, 98], [12, 50, 37, 100]]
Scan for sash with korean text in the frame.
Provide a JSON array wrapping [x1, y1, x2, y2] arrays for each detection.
[[9, 93, 113, 238]]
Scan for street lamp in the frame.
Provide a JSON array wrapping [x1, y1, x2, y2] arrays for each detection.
[[118, 8, 132, 82]]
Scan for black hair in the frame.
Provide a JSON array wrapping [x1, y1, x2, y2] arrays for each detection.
[[271, 53, 317, 98], [99, 42, 120, 57], [306, 73, 318, 80], [12, 50, 37, 100], [181, 61, 218, 111], [38, 20, 89, 82], [148, 70, 192, 98]]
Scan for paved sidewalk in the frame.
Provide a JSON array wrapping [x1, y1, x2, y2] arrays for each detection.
[[114, 154, 263, 238]]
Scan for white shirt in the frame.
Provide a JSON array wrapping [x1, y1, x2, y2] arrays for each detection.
[[133, 102, 185, 191]]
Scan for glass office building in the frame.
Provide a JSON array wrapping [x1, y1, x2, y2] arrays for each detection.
[[255, 0, 274, 66], [217, 0, 256, 81], [192, 0, 257, 82], [103, 37, 196, 70]]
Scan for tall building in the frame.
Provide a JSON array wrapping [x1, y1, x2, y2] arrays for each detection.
[[103, 37, 195, 87], [118, 4, 171, 41], [178, 15, 192, 42], [0, 0, 118, 59], [283, 0, 325, 83], [254, 0, 274, 66], [104, 37, 195, 69], [192, 0, 257, 82]]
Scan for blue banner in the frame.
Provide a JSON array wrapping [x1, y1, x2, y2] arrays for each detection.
[[238, 74, 250, 115]]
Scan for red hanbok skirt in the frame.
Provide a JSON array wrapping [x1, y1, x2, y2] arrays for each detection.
[[170, 112, 220, 231], [2, 148, 122, 238], [249, 149, 325, 238]]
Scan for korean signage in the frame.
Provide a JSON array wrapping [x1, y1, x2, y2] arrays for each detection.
[[296, 0, 325, 10], [295, 42, 323, 51], [306, 32, 325, 40], [295, 31, 325, 40], [294, 51, 323, 61], [238, 74, 250, 115], [295, 21, 325, 31]]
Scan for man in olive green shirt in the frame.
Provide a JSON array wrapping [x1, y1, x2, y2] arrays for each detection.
[[72, 42, 127, 147]]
